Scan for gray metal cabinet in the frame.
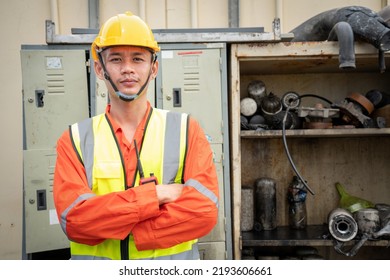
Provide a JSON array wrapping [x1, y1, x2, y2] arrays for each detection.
[[21, 48, 90, 255], [156, 43, 232, 259]]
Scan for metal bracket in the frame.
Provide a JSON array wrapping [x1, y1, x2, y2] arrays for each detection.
[[46, 20, 97, 45], [46, 19, 294, 45]]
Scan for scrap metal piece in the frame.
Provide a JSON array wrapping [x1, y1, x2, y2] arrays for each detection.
[[373, 203, 390, 238], [328, 208, 358, 242], [297, 106, 339, 118], [297, 103, 339, 129], [333, 234, 369, 257], [333, 99, 376, 128], [282, 91, 301, 109]]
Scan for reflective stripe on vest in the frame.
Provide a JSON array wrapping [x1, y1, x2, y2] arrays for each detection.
[[71, 243, 200, 260], [67, 108, 199, 260]]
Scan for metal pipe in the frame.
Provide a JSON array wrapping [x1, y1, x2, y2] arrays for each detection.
[[139, 0, 146, 21], [191, 0, 198, 28], [275, 0, 283, 32], [88, 0, 99, 29], [50, 0, 59, 34], [228, 0, 239, 28]]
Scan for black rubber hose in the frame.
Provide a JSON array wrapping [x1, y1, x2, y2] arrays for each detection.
[[282, 106, 315, 195], [281, 93, 333, 196], [328, 21, 356, 69], [299, 94, 333, 105]]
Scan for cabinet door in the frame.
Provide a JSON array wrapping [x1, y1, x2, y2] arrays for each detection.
[[160, 48, 223, 144], [158, 45, 229, 259], [21, 50, 89, 150], [23, 149, 70, 253], [21, 49, 89, 253]]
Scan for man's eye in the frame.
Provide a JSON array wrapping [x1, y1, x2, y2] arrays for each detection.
[[133, 57, 144, 62], [109, 57, 121, 63]]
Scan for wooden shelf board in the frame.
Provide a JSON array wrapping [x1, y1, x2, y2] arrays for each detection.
[[241, 225, 390, 247], [240, 128, 390, 139]]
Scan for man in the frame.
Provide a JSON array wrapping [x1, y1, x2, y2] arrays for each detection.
[[53, 11, 219, 260]]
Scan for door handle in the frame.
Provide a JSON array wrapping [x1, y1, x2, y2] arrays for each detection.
[[173, 88, 181, 107]]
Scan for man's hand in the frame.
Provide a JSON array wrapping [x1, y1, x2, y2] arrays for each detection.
[[156, 184, 184, 205]]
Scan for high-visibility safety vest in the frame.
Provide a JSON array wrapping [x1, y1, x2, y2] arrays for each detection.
[[67, 108, 199, 260]]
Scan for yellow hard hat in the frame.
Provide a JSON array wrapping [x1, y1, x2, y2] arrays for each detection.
[[91, 11, 160, 61]]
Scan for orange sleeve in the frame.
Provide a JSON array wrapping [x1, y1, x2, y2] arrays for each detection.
[[132, 117, 219, 250], [53, 130, 160, 246]]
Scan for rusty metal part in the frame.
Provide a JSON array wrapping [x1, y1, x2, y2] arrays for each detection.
[[303, 121, 333, 129], [346, 92, 375, 114], [333, 99, 376, 128], [333, 125, 356, 129], [297, 104, 339, 129], [297, 105, 339, 118]]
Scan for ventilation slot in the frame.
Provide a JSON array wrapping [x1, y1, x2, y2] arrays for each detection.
[[46, 73, 65, 95]]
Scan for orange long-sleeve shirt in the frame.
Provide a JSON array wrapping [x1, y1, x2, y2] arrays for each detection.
[[53, 103, 219, 251]]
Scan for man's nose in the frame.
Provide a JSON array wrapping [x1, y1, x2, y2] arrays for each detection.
[[120, 59, 135, 74]]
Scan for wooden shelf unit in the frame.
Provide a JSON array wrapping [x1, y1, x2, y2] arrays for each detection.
[[229, 41, 390, 260]]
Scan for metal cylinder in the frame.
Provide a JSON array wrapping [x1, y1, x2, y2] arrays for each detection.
[[241, 186, 254, 231], [328, 208, 358, 242], [240, 97, 258, 117], [354, 208, 380, 235], [254, 177, 277, 231], [247, 80, 266, 107]]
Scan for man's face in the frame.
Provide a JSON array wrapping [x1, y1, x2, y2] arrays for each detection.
[[95, 45, 158, 98]]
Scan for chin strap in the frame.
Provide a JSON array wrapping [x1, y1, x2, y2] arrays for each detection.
[[97, 50, 156, 102]]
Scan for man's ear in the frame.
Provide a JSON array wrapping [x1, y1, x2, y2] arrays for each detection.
[[94, 60, 105, 80], [151, 60, 159, 79]]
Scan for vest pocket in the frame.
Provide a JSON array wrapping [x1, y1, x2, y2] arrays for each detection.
[[93, 161, 124, 193]]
